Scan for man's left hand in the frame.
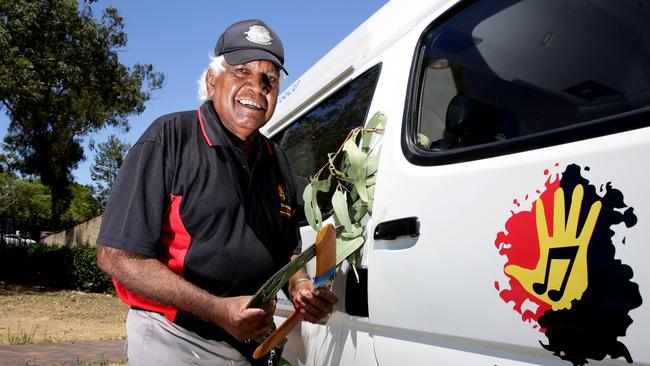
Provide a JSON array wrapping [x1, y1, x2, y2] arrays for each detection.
[[291, 281, 338, 324]]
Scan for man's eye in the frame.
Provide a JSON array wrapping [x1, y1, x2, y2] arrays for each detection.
[[234, 68, 248, 75]]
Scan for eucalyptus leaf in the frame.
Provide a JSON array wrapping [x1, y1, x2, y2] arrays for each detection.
[[354, 176, 369, 203], [312, 182, 323, 228], [341, 224, 363, 238], [366, 175, 377, 187], [343, 140, 366, 180], [367, 111, 387, 129], [336, 235, 365, 266], [343, 139, 368, 202], [362, 112, 387, 150], [353, 202, 368, 222], [302, 184, 319, 231], [311, 177, 331, 193], [350, 187, 358, 201], [332, 189, 352, 232], [366, 151, 380, 177]]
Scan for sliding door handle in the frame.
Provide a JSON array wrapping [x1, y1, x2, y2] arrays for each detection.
[[373, 217, 420, 240]]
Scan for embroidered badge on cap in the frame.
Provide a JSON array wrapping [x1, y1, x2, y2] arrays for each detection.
[[244, 25, 273, 45]]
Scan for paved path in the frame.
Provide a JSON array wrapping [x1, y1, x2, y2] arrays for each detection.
[[0, 340, 126, 365]]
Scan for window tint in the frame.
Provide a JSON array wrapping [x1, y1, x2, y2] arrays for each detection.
[[409, 0, 650, 163], [272, 65, 381, 224]]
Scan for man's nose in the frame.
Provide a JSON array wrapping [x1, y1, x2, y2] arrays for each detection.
[[247, 73, 271, 95]]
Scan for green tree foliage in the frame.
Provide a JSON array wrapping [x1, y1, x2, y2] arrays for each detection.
[[61, 182, 100, 228], [0, 0, 164, 228], [0, 173, 99, 238], [90, 134, 129, 207], [0, 172, 51, 237]]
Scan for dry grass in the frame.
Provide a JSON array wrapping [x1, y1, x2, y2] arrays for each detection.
[[0, 283, 128, 345]]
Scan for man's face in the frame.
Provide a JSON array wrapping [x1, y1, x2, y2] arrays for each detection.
[[208, 59, 280, 141]]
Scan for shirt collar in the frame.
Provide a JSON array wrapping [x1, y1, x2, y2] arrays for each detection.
[[198, 101, 274, 156]]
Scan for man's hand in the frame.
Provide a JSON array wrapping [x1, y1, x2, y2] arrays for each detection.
[[214, 296, 276, 342], [290, 280, 338, 324], [96, 245, 277, 341]]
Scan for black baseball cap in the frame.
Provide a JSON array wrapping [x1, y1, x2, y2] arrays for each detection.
[[215, 19, 288, 75]]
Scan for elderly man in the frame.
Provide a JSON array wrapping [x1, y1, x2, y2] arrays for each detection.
[[96, 19, 337, 366]]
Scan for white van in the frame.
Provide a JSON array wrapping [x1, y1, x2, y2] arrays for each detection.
[[261, 0, 650, 365]]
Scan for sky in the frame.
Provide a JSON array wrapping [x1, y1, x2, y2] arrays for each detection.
[[0, 0, 389, 186]]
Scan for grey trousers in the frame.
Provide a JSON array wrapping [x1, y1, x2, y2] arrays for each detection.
[[125, 309, 250, 366]]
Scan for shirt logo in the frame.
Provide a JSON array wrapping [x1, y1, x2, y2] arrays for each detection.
[[245, 25, 273, 45], [277, 184, 292, 219]]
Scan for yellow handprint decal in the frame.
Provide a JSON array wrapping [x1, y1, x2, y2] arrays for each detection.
[[505, 184, 601, 310]]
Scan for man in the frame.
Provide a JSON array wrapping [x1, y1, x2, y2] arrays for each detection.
[[96, 19, 337, 366]]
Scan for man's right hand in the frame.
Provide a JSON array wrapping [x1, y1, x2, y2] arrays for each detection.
[[214, 296, 276, 342], [96, 246, 276, 342]]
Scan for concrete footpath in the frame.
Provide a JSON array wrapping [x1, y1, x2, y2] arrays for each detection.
[[0, 340, 126, 366]]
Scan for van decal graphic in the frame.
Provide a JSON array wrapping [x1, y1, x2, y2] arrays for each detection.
[[494, 163, 642, 365]]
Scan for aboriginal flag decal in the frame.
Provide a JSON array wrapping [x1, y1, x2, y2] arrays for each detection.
[[494, 163, 642, 365]]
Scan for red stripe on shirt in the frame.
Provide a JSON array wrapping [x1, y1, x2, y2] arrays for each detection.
[[197, 110, 214, 146], [113, 194, 191, 322]]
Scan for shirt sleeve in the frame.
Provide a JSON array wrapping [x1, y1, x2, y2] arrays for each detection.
[[96, 133, 170, 258]]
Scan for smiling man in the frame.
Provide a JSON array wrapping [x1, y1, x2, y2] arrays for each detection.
[[96, 19, 337, 366]]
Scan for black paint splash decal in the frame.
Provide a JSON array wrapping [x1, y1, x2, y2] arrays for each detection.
[[494, 164, 642, 365]]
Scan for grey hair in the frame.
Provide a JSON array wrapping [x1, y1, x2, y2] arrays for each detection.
[[197, 55, 226, 103], [197, 54, 287, 103]]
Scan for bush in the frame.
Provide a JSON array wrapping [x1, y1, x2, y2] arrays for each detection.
[[0, 242, 114, 293]]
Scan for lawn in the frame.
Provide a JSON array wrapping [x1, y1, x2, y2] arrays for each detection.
[[0, 283, 128, 345]]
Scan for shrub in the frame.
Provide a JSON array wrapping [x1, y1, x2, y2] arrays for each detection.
[[0, 242, 114, 293]]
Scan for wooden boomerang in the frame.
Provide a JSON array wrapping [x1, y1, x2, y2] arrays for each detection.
[[253, 223, 337, 359]]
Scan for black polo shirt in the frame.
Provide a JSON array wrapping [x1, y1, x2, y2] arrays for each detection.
[[97, 101, 300, 338]]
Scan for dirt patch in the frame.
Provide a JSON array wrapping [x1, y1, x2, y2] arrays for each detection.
[[0, 283, 128, 345]]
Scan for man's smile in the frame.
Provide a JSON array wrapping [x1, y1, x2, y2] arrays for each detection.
[[237, 98, 265, 111]]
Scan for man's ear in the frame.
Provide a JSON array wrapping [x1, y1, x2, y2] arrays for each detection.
[[206, 68, 217, 98]]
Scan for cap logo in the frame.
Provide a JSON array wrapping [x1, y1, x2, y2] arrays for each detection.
[[244, 25, 273, 46]]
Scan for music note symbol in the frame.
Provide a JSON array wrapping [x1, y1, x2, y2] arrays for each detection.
[[532, 245, 579, 302]]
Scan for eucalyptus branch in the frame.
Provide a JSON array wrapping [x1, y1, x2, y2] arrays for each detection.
[[302, 112, 387, 268]]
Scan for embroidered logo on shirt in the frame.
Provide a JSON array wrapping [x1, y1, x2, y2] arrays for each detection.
[[245, 25, 273, 45], [277, 184, 292, 219]]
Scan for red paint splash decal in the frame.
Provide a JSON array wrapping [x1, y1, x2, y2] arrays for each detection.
[[495, 170, 559, 325]]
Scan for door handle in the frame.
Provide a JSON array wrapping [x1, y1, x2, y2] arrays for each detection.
[[373, 217, 420, 240]]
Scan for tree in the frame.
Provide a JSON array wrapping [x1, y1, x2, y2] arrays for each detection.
[[61, 182, 101, 228], [0, 172, 51, 237], [0, 173, 100, 238], [90, 134, 129, 207], [0, 143, 17, 174], [0, 0, 164, 228]]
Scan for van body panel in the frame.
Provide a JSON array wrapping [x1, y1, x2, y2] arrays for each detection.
[[368, 126, 650, 365], [264, 0, 650, 364]]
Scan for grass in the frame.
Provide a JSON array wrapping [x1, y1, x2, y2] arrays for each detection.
[[6, 326, 55, 345], [0, 283, 128, 365]]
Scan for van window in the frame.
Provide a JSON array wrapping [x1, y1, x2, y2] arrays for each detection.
[[272, 65, 381, 224], [406, 0, 650, 164]]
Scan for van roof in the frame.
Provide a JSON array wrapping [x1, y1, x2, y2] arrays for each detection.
[[263, 0, 455, 135]]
